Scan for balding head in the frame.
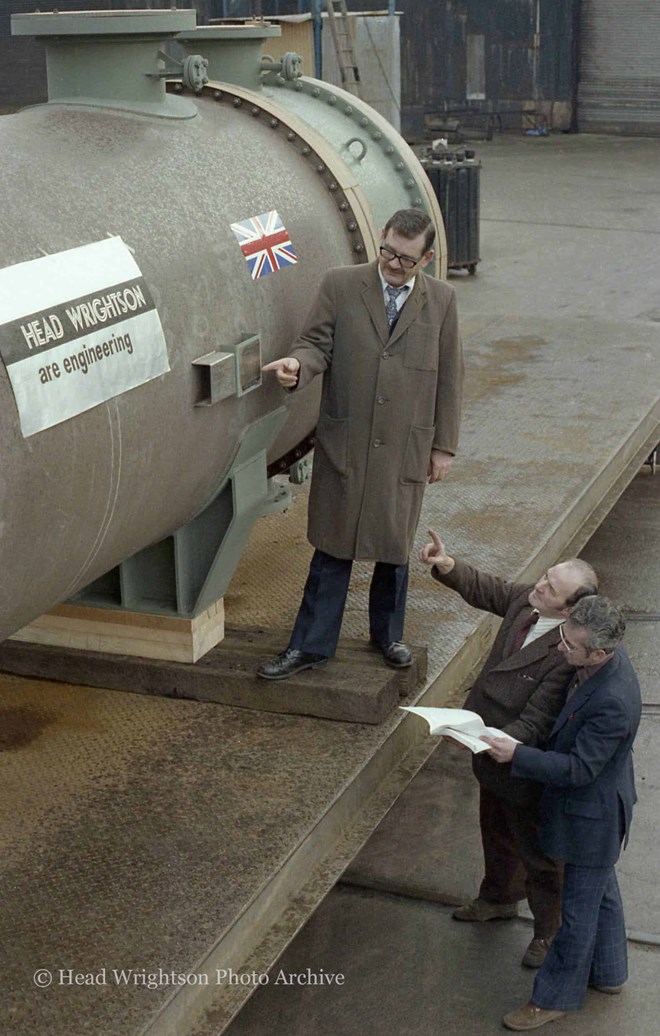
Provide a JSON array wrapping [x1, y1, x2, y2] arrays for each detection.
[[528, 558, 598, 619], [562, 558, 599, 606]]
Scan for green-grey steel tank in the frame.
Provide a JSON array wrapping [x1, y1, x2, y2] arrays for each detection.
[[176, 23, 447, 279], [0, 9, 447, 645]]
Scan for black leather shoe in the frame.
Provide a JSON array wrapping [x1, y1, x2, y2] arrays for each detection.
[[257, 648, 328, 681], [373, 640, 413, 668]]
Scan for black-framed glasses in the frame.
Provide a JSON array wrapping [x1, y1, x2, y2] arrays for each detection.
[[379, 244, 423, 270]]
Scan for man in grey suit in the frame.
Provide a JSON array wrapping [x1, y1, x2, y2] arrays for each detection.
[[420, 530, 598, 968], [258, 209, 464, 680], [484, 596, 641, 1031]]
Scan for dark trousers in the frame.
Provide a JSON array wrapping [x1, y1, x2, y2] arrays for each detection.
[[478, 785, 563, 940], [532, 865, 627, 1011], [289, 548, 409, 658]]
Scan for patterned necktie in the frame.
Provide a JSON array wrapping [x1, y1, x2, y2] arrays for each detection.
[[512, 609, 539, 654], [385, 285, 404, 330]]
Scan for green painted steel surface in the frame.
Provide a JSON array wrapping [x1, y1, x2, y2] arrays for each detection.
[[178, 24, 282, 93], [177, 25, 446, 277], [268, 75, 446, 277], [12, 8, 198, 118], [0, 9, 449, 629]]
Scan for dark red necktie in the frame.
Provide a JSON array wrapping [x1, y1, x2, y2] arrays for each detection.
[[512, 610, 539, 653]]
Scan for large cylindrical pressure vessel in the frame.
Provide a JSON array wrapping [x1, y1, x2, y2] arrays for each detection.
[[0, 9, 447, 643]]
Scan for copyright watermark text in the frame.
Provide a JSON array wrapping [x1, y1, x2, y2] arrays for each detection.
[[33, 967, 345, 990]]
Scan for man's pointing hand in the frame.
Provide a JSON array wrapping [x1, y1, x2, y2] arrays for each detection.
[[262, 357, 301, 388]]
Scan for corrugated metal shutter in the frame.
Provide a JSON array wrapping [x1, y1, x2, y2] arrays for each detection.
[[579, 1, 660, 135]]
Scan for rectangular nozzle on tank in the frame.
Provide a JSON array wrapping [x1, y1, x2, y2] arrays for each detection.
[[193, 333, 261, 405]]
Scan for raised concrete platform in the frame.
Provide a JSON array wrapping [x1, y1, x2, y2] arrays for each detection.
[[1, 134, 659, 1036], [223, 468, 660, 1036], [0, 630, 427, 725]]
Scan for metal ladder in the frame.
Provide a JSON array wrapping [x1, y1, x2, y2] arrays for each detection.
[[325, 0, 361, 97]]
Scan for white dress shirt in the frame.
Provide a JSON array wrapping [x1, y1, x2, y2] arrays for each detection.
[[522, 612, 562, 649]]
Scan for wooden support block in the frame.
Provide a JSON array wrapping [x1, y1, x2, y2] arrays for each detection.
[[0, 629, 427, 724], [9, 600, 225, 663]]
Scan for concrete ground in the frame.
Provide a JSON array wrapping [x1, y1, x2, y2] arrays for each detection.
[[223, 133, 660, 1036], [224, 470, 660, 1036], [1, 133, 658, 1036]]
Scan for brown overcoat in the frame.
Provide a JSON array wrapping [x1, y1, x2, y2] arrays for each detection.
[[433, 558, 574, 802], [290, 261, 463, 564]]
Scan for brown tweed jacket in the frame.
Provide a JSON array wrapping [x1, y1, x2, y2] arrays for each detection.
[[433, 558, 574, 800], [290, 261, 463, 563]]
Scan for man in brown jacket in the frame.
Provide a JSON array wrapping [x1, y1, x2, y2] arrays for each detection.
[[420, 529, 598, 968], [258, 210, 464, 680]]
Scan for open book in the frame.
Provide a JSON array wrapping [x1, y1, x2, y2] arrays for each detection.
[[400, 707, 520, 755]]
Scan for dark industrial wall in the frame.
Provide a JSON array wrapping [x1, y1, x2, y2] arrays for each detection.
[[0, 1, 222, 110], [265, 1, 578, 138], [332, 1, 578, 138], [0, 2, 578, 129]]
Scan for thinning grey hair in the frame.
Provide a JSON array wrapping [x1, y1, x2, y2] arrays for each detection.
[[568, 595, 626, 652], [563, 558, 599, 607], [383, 208, 436, 253]]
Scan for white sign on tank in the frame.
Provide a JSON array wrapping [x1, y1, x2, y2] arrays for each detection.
[[0, 237, 170, 437]]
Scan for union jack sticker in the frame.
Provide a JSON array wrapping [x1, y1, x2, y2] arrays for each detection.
[[230, 209, 298, 280]]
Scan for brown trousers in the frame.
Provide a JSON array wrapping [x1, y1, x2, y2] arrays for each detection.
[[478, 785, 563, 939]]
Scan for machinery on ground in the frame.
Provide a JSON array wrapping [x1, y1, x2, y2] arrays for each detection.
[[0, 8, 445, 651]]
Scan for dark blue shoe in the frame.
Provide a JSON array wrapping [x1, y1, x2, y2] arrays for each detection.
[[371, 640, 413, 668]]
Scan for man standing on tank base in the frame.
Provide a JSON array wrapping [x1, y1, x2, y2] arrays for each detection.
[[258, 208, 464, 680]]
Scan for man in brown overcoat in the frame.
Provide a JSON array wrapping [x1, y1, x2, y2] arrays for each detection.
[[258, 209, 463, 680], [420, 528, 598, 969]]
